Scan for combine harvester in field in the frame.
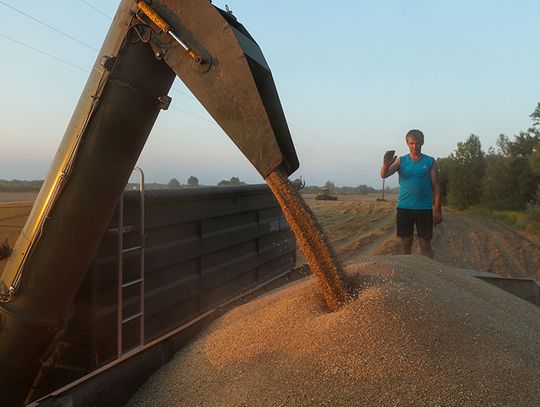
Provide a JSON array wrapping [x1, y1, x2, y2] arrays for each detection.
[[315, 187, 338, 201], [0, 1, 346, 405]]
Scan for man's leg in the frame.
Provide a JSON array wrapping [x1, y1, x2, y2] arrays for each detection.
[[397, 208, 414, 255], [417, 237, 433, 258], [401, 236, 413, 254], [416, 210, 434, 258]]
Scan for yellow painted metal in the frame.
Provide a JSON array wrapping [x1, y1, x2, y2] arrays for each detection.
[[137, 2, 170, 33]]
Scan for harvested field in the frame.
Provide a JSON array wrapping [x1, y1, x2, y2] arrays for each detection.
[[299, 195, 540, 279], [0, 200, 34, 258], [127, 256, 540, 406], [0, 192, 38, 203], [2, 193, 538, 280]]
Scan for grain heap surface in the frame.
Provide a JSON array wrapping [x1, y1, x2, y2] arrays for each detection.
[[128, 255, 540, 406]]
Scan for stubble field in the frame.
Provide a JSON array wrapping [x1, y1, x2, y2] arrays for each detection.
[[300, 194, 540, 280], [1, 192, 539, 280]]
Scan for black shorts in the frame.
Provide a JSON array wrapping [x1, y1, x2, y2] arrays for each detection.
[[396, 208, 433, 239]]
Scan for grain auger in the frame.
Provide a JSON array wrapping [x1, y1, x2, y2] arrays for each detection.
[[0, 1, 345, 405]]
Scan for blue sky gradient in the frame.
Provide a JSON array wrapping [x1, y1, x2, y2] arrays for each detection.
[[1, 0, 539, 187]]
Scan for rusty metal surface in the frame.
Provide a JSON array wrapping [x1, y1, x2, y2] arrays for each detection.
[[474, 273, 540, 306], [90, 185, 295, 365], [28, 186, 296, 399], [147, 0, 299, 177]]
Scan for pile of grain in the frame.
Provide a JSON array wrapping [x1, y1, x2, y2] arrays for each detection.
[[128, 255, 540, 406], [266, 168, 348, 309]]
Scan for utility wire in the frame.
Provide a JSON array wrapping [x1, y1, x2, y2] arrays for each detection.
[[0, 33, 88, 73], [170, 105, 215, 124], [79, 0, 112, 20], [295, 142, 370, 168], [0, 0, 99, 52], [73, 0, 352, 154], [1, 0, 353, 157], [171, 86, 197, 100], [290, 123, 352, 153], [0, 33, 211, 124]]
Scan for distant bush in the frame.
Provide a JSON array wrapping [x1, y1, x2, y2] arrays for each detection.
[[0, 179, 43, 192], [217, 177, 245, 186]]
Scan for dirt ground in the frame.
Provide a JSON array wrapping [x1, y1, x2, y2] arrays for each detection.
[[1, 193, 539, 280], [0, 192, 38, 203], [0, 200, 34, 259], [301, 194, 540, 280]]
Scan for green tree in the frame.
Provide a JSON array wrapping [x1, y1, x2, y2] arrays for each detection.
[[217, 177, 245, 186], [436, 157, 450, 205], [481, 153, 517, 209], [490, 131, 540, 209], [447, 134, 485, 209], [167, 178, 181, 188], [530, 102, 540, 127], [530, 142, 540, 177], [187, 176, 199, 187]]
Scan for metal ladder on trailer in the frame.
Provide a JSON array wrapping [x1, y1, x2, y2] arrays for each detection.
[[117, 166, 146, 357]]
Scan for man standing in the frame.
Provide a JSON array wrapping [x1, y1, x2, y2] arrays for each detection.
[[380, 129, 442, 258]]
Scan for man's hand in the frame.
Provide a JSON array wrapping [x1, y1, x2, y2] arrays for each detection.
[[381, 150, 399, 178], [383, 150, 397, 166], [433, 208, 443, 225]]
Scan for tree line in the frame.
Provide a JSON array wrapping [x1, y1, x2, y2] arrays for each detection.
[[438, 102, 540, 232], [166, 176, 247, 188], [301, 180, 380, 195], [0, 179, 43, 192]]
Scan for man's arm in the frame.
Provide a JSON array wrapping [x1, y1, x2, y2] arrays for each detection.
[[380, 152, 400, 178], [431, 160, 443, 224]]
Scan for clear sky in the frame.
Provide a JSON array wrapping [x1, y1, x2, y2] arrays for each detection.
[[1, 0, 539, 188]]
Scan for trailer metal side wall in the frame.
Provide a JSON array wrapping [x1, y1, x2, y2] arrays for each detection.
[[32, 185, 296, 398]]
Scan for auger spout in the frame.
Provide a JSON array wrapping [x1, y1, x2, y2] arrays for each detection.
[[0, 2, 342, 405]]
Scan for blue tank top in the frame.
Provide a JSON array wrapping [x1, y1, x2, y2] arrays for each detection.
[[397, 154, 434, 210]]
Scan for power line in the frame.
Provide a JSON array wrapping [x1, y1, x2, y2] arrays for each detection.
[[76, 1, 346, 152], [0, 0, 99, 52], [170, 105, 216, 124], [290, 123, 352, 153], [0, 31, 355, 162], [0, 33, 89, 73], [171, 86, 197, 100], [295, 142, 370, 168], [79, 0, 112, 20], [0, 32, 214, 126], [0, 0, 351, 157]]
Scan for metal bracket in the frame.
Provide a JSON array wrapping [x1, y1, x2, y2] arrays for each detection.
[[158, 95, 172, 110], [100, 55, 116, 71]]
